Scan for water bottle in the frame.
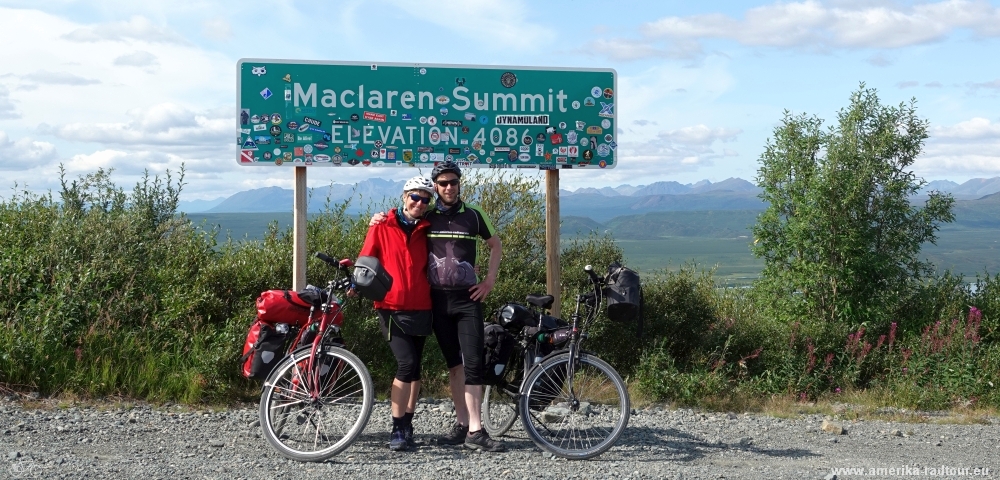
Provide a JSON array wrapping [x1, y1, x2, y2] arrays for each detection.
[[536, 329, 571, 345], [549, 329, 571, 345]]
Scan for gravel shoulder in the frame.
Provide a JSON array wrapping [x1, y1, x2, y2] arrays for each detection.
[[2, 396, 999, 479]]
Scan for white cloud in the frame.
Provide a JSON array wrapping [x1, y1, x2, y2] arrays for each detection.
[[382, 0, 555, 51], [64, 149, 179, 176], [596, 0, 1000, 61], [21, 70, 101, 86], [657, 125, 742, 145], [201, 18, 232, 41], [62, 15, 189, 44], [584, 38, 703, 61], [113, 51, 159, 68], [918, 117, 1000, 177], [932, 117, 1000, 140], [867, 53, 893, 67], [0, 131, 58, 170], [0, 86, 20, 119], [47, 103, 231, 148], [0, 8, 233, 127], [897, 80, 920, 89], [967, 79, 1000, 92]]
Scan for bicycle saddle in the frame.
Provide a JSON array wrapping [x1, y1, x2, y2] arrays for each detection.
[[525, 294, 554, 309]]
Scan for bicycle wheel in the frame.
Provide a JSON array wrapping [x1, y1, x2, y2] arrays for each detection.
[[482, 342, 528, 437], [518, 352, 630, 460], [259, 345, 374, 462], [483, 383, 519, 437]]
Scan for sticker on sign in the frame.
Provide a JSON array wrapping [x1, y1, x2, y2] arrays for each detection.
[[363, 111, 387, 122], [496, 115, 550, 126]]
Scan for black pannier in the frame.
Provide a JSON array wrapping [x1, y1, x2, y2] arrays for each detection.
[[240, 319, 288, 380], [352, 256, 393, 301], [483, 324, 515, 385], [604, 262, 642, 322]]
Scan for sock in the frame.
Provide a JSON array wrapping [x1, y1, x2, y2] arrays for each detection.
[[402, 411, 414, 427], [391, 416, 404, 430]]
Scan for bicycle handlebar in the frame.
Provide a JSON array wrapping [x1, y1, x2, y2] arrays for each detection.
[[315, 252, 338, 267]]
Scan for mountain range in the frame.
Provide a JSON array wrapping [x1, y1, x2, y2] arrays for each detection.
[[178, 176, 1000, 221]]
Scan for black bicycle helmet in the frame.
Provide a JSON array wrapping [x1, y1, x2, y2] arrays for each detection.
[[431, 160, 462, 181]]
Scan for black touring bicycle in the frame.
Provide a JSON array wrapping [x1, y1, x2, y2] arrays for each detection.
[[481, 263, 641, 459]]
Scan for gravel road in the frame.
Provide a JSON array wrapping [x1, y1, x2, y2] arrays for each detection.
[[2, 395, 998, 479]]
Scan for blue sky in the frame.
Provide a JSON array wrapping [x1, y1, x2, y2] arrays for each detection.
[[1, 0, 999, 200]]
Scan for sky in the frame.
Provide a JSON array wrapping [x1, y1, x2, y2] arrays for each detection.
[[1, 0, 999, 201]]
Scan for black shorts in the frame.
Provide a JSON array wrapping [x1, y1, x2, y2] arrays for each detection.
[[377, 310, 428, 383], [431, 289, 484, 385]]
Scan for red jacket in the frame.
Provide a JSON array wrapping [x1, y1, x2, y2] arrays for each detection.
[[358, 208, 432, 311]]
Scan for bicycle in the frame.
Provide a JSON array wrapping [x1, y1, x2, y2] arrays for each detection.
[[257, 252, 374, 462], [481, 264, 631, 460]]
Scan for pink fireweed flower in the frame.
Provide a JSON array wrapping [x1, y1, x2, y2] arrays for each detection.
[[860, 342, 873, 360], [966, 307, 982, 344], [888, 322, 897, 348], [877, 334, 886, 349], [835, 387, 841, 394]]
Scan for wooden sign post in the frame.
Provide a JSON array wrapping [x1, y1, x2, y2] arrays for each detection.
[[292, 166, 308, 291], [545, 170, 561, 318]]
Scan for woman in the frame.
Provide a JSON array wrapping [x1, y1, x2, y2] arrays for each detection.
[[356, 176, 435, 451]]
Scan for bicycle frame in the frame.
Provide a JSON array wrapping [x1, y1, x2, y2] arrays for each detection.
[[513, 266, 604, 402], [285, 253, 353, 402]]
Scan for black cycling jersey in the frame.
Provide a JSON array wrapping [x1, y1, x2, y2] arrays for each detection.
[[424, 200, 495, 290]]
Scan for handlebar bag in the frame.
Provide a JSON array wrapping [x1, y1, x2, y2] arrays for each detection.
[[256, 289, 314, 326], [352, 256, 393, 302], [239, 319, 288, 380], [604, 263, 642, 322], [483, 324, 515, 386]]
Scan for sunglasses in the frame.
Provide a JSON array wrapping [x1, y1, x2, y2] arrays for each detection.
[[408, 193, 431, 204], [436, 179, 460, 187]]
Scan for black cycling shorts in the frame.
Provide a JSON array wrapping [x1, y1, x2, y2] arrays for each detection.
[[377, 310, 427, 383], [431, 289, 484, 385]]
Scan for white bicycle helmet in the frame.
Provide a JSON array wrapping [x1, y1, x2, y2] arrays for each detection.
[[403, 176, 435, 196]]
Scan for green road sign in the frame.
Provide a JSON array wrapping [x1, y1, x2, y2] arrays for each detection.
[[237, 59, 617, 170]]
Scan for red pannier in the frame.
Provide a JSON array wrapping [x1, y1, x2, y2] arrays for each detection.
[[256, 289, 314, 326]]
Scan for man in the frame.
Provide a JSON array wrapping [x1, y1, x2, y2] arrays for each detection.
[[424, 161, 504, 452]]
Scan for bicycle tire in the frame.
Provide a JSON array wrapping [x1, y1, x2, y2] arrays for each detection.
[[518, 352, 630, 460], [482, 380, 520, 437], [259, 345, 374, 462], [482, 341, 528, 437]]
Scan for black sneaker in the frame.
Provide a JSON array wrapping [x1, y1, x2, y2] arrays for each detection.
[[403, 424, 417, 448], [438, 422, 468, 445], [389, 427, 408, 451], [464, 429, 506, 452]]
